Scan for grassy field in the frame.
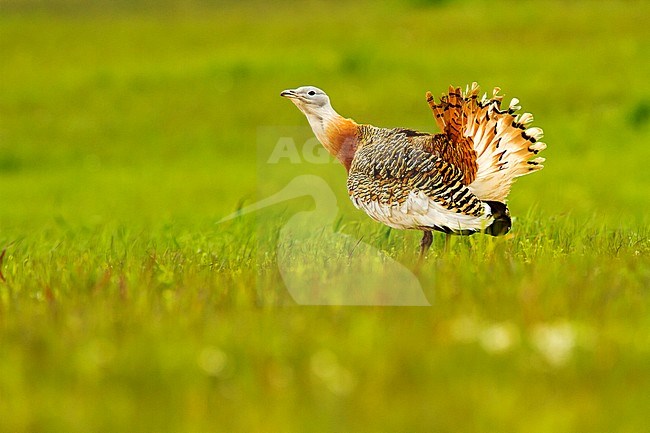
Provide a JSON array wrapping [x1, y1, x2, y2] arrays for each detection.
[[1, 0, 649, 432]]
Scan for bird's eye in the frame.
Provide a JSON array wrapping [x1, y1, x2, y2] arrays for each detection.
[[308, 90, 316, 96]]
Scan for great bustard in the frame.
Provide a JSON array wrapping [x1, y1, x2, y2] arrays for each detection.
[[281, 83, 546, 258]]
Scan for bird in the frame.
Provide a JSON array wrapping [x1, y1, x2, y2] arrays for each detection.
[[218, 175, 430, 305], [280, 83, 546, 259]]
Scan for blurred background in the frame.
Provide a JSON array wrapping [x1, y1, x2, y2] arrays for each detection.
[[2, 0, 649, 226], [1, 1, 649, 432]]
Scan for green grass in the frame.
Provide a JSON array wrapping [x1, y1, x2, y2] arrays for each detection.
[[1, 1, 650, 432]]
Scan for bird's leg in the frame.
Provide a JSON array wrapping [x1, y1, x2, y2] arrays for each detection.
[[444, 233, 452, 252], [419, 230, 433, 261]]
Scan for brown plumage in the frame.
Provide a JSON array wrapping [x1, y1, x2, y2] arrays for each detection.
[[281, 83, 546, 258]]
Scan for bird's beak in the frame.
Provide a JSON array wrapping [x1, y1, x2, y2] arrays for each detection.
[[281, 89, 298, 99]]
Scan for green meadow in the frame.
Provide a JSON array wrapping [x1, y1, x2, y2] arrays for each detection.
[[1, 0, 649, 431]]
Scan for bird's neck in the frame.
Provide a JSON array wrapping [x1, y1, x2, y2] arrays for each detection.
[[305, 109, 359, 172]]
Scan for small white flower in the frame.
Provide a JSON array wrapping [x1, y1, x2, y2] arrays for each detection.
[[311, 350, 356, 396], [531, 322, 576, 367], [479, 322, 519, 354], [198, 346, 227, 377]]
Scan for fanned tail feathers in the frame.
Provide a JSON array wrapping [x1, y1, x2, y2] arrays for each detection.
[[427, 82, 546, 202]]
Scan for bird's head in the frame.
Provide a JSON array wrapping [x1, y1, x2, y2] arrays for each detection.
[[281, 85, 358, 171], [280, 86, 332, 117]]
